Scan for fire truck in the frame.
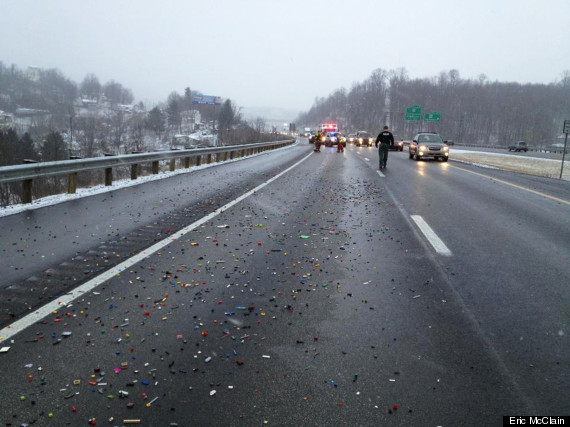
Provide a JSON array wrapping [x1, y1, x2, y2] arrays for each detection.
[[320, 123, 338, 133]]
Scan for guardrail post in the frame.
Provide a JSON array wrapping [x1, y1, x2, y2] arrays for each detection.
[[207, 154, 212, 164], [131, 151, 142, 179], [223, 151, 228, 161], [66, 155, 81, 193], [152, 161, 159, 174], [169, 159, 176, 172], [20, 159, 38, 203], [230, 151, 235, 160], [184, 157, 190, 168], [105, 168, 113, 185], [196, 155, 202, 166], [22, 179, 33, 204], [67, 173, 77, 194], [103, 153, 114, 186]]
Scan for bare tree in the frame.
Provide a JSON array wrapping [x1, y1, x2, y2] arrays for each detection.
[[80, 73, 102, 99], [74, 114, 101, 158]]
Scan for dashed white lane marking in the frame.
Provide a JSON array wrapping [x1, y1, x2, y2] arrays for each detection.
[[410, 215, 452, 256], [377, 170, 385, 178], [0, 151, 314, 342], [364, 157, 370, 161]]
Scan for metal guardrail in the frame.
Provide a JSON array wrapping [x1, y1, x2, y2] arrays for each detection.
[[0, 139, 294, 204]]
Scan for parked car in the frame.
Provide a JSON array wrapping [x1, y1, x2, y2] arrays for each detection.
[[409, 132, 449, 161], [355, 131, 374, 147], [391, 134, 404, 151], [508, 141, 528, 152]]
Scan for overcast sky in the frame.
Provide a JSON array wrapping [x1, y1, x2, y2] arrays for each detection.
[[1, 0, 569, 120]]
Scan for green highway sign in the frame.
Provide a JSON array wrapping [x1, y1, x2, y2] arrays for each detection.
[[424, 111, 441, 122], [405, 105, 422, 121]]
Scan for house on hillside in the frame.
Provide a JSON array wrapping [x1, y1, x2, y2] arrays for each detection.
[[26, 66, 41, 82], [0, 110, 13, 129], [14, 107, 51, 128], [181, 110, 201, 133]]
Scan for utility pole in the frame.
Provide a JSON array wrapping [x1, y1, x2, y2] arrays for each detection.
[[69, 112, 74, 158], [560, 120, 570, 179]]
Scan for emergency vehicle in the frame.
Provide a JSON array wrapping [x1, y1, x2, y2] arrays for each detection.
[[320, 123, 338, 133]]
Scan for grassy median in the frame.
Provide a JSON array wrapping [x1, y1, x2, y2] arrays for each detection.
[[450, 152, 570, 181]]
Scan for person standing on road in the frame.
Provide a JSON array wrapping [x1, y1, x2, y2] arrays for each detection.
[[314, 130, 322, 152], [375, 125, 394, 169], [336, 132, 344, 153]]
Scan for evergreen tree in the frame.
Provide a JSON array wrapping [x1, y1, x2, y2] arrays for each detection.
[[184, 87, 193, 110], [19, 132, 38, 163], [41, 131, 67, 161], [146, 107, 165, 139], [166, 99, 182, 133], [218, 99, 235, 145]]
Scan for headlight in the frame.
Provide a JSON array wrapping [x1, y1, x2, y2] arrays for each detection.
[[419, 145, 428, 151], [321, 137, 326, 142], [443, 146, 449, 151], [358, 138, 363, 142]]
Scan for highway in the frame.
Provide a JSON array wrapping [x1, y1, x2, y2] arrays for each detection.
[[0, 140, 569, 426]]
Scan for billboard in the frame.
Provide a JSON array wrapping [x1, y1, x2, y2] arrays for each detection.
[[192, 95, 222, 105]]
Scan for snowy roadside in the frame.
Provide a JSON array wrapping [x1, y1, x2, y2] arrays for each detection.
[[0, 140, 299, 218], [449, 149, 570, 181]]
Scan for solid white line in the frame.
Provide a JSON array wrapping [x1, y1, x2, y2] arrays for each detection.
[[377, 170, 385, 178], [410, 215, 452, 256], [0, 151, 314, 342]]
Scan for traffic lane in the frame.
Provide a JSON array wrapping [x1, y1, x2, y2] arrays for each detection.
[[447, 161, 570, 205], [372, 151, 570, 414], [0, 146, 529, 426], [0, 143, 312, 288]]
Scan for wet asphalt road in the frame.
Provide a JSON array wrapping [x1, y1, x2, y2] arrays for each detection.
[[0, 141, 568, 426]]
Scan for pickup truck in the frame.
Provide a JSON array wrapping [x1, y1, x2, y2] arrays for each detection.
[[508, 141, 528, 152]]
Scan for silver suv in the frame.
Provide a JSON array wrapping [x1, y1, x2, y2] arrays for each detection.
[[409, 132, 449, 162]]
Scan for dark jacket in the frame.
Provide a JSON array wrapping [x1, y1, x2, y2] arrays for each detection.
[[375, 131, 394, 148]]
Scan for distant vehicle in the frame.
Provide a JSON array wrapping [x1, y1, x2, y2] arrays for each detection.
[[355, 131, 374, 147], [347, 133, 357, 144], [308, 132, 316, 143], [409, 132, 449, 161], [391, 134, 404, 151], [508, 141, 528, 152]]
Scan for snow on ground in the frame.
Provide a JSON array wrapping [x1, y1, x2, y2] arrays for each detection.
[[0, 142, 566, 218], [449, 149, 570, 181], [0, 141, 298, 218]]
